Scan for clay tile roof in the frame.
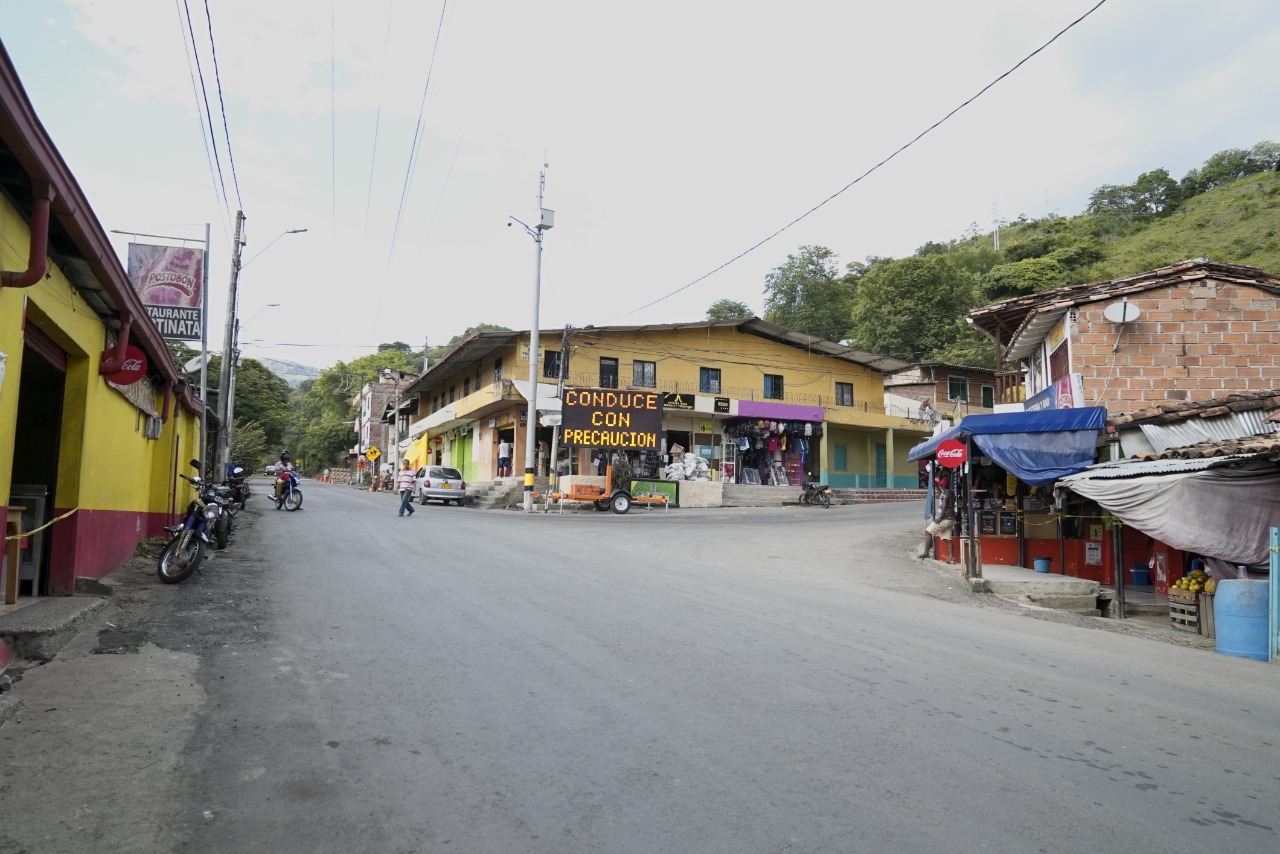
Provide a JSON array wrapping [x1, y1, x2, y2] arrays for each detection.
[[1108, 390, 1280, 427]]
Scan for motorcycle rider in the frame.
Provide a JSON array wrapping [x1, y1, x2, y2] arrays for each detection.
[[274, 450, 295, 501]]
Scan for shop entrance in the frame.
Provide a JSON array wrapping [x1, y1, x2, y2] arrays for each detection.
[[9, 340, 66, 597]]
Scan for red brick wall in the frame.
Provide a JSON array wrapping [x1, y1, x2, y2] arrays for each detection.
[[1073, 280, 1280, 414]]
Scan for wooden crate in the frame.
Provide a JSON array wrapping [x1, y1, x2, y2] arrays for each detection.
[[1170, 599, 1199, 632], [1199, 592, 1215, 640], [1167, 587, 1197, 604]]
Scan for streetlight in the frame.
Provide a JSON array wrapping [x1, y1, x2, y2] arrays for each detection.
[[216, 221, 306, 474], [509, 169, 554, 512]]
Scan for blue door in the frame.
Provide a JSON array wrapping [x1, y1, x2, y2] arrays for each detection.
[[875, 443, 887, 488]]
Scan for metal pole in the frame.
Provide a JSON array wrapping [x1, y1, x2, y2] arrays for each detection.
[[548, 324, 570, 494], [521, 171, 551, 512], [199, 222, 210, 468], [215, 210, 245, 474]]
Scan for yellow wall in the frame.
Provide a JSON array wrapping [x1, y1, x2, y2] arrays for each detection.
[[1, 193, 195, 518]]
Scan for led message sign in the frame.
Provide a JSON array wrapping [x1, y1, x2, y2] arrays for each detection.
[[561, 388, 663, 449]]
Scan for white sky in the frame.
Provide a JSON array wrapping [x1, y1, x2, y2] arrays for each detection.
[[3, 0, 1279, 368]]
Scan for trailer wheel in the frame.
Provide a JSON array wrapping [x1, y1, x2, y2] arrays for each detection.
[[610, 492, 632, 514]]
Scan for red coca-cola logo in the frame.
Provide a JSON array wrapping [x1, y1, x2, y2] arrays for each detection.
[[936, 438, 968, 468], [102, 344, 148, 384]]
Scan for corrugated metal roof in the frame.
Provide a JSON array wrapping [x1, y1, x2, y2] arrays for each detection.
[[1138, 410, 1280, 452], [1062, 454, 1261, 480]]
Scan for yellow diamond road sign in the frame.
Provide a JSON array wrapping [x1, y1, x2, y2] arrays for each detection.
[[366, 447, 381, 461]]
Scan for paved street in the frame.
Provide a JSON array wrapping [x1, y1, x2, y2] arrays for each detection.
[[1, 480, 1277, 853]]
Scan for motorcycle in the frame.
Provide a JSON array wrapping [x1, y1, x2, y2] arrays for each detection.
[[799, 478, 833, 508], [275, 468, 303, 511], [158, 460, 220, 583], [222, 463, 250, 516]]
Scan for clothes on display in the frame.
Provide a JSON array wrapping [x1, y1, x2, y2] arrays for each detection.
[[722, 419, 820, 485]]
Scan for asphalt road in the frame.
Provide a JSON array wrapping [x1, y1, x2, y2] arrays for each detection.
[[3, 479, 1277, 853]]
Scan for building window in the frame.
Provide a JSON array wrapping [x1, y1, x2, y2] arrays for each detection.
[[463, 378, 471, 397], [599, 357, 619, 388], [448, 386, 456, 404], [947, 376, 969, 403], [835, 382, 853, 406], [699, 367, 721, 394], [981, 385, 994, 408], [632, 360, 656, 388], [834, 444, 848, 471], [544, 349, 561, 380], [492, 357, 503, 385], [764, 374, 784, 400]]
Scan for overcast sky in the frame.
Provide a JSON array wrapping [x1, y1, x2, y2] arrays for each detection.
[[3, 0, 1279, 369]]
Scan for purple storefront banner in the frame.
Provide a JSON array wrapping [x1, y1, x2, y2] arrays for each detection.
[[736, 400, 825, 422], [127, 243, 205, 341]]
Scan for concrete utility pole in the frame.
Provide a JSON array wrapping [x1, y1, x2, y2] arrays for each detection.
[[214, 210, 245, 476], [509, 169, 554, 512]]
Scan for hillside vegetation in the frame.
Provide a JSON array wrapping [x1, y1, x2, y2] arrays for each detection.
[[756, 142, 1280, 367]]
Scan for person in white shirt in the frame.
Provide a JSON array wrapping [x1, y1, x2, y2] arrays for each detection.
[[497, 437, 512, 478], [396, 460, 416, 516]]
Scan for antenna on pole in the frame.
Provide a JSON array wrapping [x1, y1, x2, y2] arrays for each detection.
[[992, 199, 1002, 251]]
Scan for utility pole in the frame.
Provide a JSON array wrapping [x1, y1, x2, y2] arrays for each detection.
[[214, 210, 245, 476], [547, 324, 571, 493], [510, 169, 554, 512]]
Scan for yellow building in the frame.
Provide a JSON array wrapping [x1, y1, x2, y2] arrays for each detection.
[[403, 319, 932, 495], [1, 44, 202, 598]]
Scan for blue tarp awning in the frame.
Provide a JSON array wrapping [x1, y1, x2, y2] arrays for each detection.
[[908, 406, 1108, 486]]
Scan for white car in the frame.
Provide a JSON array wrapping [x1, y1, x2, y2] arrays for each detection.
[[264, 463, 279, 476], [415, 466, 466, 505]]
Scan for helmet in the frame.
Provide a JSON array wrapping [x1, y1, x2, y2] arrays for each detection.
[[280, 450, 291, 462]]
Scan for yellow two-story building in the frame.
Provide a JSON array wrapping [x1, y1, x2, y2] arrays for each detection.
[[401, 319, 933, 498]]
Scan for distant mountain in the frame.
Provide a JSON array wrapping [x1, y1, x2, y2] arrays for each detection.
[[255, 356, 322, 388]]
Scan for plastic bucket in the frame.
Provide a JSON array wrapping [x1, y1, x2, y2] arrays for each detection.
[[1129, 564, 1150, 586], [1033, 557, 1051, 573], [1214, 579, 1271, 662]]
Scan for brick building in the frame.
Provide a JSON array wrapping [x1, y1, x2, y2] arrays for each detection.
[[967, 259, 1280, 415], [884, 362, 997, 418]]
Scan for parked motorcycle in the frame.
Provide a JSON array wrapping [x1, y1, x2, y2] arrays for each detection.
[[222, 463, 250, 516], [158, 460, 219, 583], [799, 478, 833, 508], [275, 468, 303, 511], [208, 482, 234, 549]]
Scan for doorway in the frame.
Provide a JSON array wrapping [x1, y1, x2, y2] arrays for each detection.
[[9, 341, 66, 596]]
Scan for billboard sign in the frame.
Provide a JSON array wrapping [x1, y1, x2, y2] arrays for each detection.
[[127, 243, 204, 341], [561, 388, 663, 449]]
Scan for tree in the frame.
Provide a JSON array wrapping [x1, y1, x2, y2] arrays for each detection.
[[982, 257, 1067, 302], [229, 420, 269, 472], [762, 245, 853, 342], [706, 299, 752, 321], [848, 255, 980, 362], [230, 359, 291, 448]]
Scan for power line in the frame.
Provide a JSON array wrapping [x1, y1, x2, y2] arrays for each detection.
[[177, 0, 230, 217], [363, 0, 397, 235], [613, 0, 1112, 320], [201, 0, 243, 209], [388, 0, 450, 262], [172, 0, 230, 237]]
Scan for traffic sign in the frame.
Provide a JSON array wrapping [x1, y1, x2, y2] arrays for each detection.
[[366, 447, 381, 461]]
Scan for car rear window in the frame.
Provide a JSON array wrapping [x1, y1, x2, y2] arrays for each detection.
[[431, 468, 462, 480]]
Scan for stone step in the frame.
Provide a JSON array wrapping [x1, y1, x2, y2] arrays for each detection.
[[0, 596, 107, 672]]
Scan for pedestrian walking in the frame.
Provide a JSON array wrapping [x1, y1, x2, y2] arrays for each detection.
[[397, 460, 416, 516]]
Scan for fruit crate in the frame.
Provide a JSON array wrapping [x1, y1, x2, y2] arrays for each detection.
[[1169, 591, 1199, 633]]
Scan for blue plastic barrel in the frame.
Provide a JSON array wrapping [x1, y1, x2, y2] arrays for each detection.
[[1214, 579, 1271, 661], [1130, 564, 1150, 586], [1033, 557, 1051, 573]]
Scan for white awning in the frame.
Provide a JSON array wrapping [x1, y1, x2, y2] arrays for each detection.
[[511, 379, 562, 412]]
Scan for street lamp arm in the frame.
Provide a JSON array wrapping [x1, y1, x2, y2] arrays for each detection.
[[508, 216, 537, 240], [241, 229, 307, 268]]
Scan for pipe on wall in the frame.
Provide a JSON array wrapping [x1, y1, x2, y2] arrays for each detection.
[[0, 181, 54, 288]]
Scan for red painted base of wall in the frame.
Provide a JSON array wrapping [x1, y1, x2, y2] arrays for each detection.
[[46, 507, 172, 595]]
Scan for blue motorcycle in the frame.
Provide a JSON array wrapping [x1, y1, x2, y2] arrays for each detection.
[[275, 468, 303, 511], [158, 460, 219, 584]]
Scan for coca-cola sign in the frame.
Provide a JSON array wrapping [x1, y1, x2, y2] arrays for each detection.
[[102, 344, 148, 385], [935, 438, 968, 468]]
